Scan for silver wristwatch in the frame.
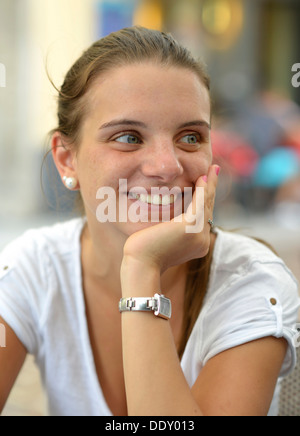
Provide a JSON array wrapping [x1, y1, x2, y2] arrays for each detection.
[[119, 293, 172, 320]]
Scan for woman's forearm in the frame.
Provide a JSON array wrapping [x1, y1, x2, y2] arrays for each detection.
[[120, 257, 202, 416]]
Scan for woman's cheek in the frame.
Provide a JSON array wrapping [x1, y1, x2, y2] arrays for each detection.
[[183, 150, 212, 183]]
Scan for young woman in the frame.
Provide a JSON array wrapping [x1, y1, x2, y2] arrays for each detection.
[[0, 27, 299, 416]]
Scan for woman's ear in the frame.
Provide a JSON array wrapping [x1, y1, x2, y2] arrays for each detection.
[[51, 132, 80, 190]]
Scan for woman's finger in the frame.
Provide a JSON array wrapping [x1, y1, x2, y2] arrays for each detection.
[[205, 165, 220, 216], [185, 165, 220, 234], [184, 175, 206, 233], [186, 165, 220, 217]]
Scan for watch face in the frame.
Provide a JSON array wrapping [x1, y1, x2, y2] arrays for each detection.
[[155, 294, 172, 319]]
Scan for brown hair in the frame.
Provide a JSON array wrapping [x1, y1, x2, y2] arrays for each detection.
[[49, 26, 210, 146], [49, 26, 212, 359]]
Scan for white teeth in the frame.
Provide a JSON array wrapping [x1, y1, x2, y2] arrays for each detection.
[[162, 195, 172, 206], [129, 192, 177, 205], [152, 194, 160, 205], [139, 194, 147, 204]]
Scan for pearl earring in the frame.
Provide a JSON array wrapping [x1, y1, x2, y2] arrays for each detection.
[[63, 176, 77, 190]]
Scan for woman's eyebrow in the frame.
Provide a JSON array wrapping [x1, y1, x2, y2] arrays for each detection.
[[99, 119, 148, 130], [99, 119, 211, 130], [178, 120, 211, 130]]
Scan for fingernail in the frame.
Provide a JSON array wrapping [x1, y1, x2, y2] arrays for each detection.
[[202, 175, 208, 183], [215, 166, 221, 176]]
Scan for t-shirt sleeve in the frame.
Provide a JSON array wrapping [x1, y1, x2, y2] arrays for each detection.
[[0, 234, 46, 355], [200, 260, 300, 377]]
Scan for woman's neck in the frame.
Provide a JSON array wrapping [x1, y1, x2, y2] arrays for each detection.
[[80, 217, 188, 299]]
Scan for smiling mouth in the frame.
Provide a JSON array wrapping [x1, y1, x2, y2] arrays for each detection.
[[127, 192, 180, 206]]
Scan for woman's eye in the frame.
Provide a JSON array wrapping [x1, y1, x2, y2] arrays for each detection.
[[115, 134, 141, 144], [181, 134, 200, 144]]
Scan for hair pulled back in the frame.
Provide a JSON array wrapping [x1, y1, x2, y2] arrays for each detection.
[[51, 26, 210, 147]]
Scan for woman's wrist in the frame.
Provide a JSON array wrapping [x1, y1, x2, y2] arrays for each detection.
[[120, 255, 161, 298]]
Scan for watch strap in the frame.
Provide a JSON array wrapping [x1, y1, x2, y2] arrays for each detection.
[[119, 294, 171, 320]]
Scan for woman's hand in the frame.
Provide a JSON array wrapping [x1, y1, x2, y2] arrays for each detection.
[[122, 165, 220, 275]]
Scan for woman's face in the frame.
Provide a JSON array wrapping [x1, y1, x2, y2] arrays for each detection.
[[73, 62, 212, 236]]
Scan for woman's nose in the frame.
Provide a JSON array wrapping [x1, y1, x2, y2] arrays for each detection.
[[140, 142, 184, 183]]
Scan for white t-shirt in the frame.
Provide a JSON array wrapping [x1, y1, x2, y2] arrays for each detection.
[[0, 218, 299, 416]]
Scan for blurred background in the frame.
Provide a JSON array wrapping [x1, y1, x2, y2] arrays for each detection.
[[0, 0, 299, 416]]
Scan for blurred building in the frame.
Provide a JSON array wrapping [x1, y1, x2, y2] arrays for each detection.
[[0, 0, 300, 220], [0, 0, 95, 218]]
